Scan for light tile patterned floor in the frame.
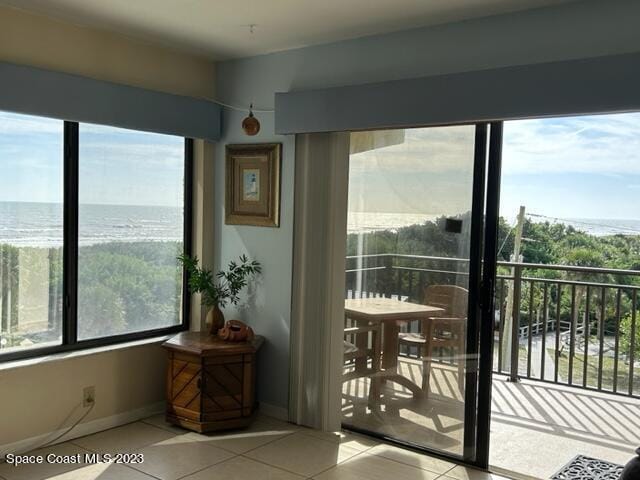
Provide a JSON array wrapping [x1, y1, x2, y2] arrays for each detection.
[[0, 414, 511, 480]]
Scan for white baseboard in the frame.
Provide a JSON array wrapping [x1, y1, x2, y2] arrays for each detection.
[[1, 401, 165, 459], [259, 402, 289, 422]]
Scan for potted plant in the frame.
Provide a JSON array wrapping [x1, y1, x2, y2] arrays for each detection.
[[178, 253, 262, 335]]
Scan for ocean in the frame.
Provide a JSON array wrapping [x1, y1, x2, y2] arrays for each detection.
[[0, 201, 183, 247], [347, 212, 439, 234], [348, 212, 640, 236], [1, 202, 639, 247]]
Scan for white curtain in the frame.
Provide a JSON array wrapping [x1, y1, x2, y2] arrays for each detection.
[[289, 132, 350, 431]]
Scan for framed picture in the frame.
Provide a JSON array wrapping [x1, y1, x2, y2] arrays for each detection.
[[225, 143, 281, 227]]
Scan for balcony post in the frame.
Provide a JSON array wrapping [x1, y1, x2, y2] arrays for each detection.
[[384, 254, 394, 298], [510, 264, 522, 382]]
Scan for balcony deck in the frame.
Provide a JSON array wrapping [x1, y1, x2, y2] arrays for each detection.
[[342, 357, 640, 479]]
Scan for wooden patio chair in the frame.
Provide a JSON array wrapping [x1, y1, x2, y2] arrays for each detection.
[[398, 285, 468, 396], [343, 319, 382, 383]]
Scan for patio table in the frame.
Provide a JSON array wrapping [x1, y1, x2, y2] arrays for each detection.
[[344, 297, 444, 399]]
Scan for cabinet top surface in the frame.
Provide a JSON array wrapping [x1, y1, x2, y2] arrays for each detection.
[[162, 331, 264, 355]]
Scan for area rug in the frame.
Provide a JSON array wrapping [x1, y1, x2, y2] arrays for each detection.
[[551, 455, 624, 480]]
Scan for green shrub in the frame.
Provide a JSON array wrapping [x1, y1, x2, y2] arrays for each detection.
[[620, 313, 640, 360]]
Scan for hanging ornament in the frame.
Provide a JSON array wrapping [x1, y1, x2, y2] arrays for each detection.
[[242, 104, 260, 136]]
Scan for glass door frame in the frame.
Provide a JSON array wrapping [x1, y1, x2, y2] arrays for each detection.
[[462, 122, 503, 468], [340, 121, 503, 470], [473, 121, 503, 469]]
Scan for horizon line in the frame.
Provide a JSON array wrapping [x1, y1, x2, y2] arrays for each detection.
[[0, 199, 182, 209]]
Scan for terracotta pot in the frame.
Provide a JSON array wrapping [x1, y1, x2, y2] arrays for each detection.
[[207, 305, 225, 336]]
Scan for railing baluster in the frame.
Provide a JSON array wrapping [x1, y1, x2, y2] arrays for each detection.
[[344, 253, 640, 398], [408, 271, 413, 302], [498, 277, 506, 374], [541, 283, 548, 381], [510, 265, 523, 382], [362, 265, 368, 299], [598, 286, 605, 391], [555, 283, 562, 384], [583, 285, 591, 388], [569, 284, 577, 386], [527, 280, 534, 378], [613, 289, 621, 393], [630, 289, 637, 396]]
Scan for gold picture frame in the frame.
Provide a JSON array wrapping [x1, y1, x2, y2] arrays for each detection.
[[225, 143, 281, 227]]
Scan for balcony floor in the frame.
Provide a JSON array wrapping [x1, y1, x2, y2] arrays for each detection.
[[342, 357, 640, 479]]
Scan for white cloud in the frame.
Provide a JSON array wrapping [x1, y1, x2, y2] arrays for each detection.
[[0, 111, 63, 135], [502, 112, 640, 175], [79, 141, 183, 169], [0, 112, 184, 206], [347, 126, 476, 215], [350, 125, 476, 174], [348, 113, 640, 178]]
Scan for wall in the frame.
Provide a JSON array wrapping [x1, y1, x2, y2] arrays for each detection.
[[214, 109, 295, 415], [216, 0, 640, 110], [0, 343, 166, 449], [0, 6, 215, 99], [214, 0, 640, 412], [0, 7, 216, 449]]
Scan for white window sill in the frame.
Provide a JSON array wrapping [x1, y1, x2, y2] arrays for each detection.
[[0, 335, 174, 372]]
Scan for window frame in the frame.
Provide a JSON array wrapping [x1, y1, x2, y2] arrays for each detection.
[[0, 120, 192, 362]]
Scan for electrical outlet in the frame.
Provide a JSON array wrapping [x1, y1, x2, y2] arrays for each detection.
[[83, 386, 95, 407]]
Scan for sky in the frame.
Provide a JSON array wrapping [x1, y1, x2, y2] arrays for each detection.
[[501, 113, 640, 220], [0, 111, 184, 207], [348, 125, 475, 216], [348, 111, 640, 222], [3, 109, 640, 218]]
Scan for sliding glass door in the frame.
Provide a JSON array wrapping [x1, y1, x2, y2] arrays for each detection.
[[341, 124, 498, 463]]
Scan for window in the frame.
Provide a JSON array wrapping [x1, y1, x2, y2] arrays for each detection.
[[78, 124, 186, 339], [0, 112, 191, 361], [0, 112, 64, 354]]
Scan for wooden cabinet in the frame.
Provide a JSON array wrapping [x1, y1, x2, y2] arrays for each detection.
[[162, 331, 264, 432]]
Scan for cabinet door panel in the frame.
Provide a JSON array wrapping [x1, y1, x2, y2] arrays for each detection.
[[169, 359, 202, 414], [202, 362, 243, 413]]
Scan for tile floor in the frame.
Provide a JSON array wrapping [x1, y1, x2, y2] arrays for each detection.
[[0, 414, 512, 480], [343, 360, 465, 456]]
